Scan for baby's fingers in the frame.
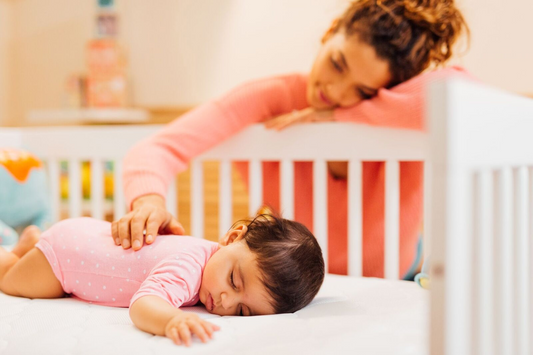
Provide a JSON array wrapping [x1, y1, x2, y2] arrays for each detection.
[[202, 320, 220, 337], [169, 327, 182, 346], [178, 324, 192, 347], [190, 323, 209, 343]]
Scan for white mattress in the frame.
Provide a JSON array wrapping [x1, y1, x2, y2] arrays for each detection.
[[0, 274, 428, 355]]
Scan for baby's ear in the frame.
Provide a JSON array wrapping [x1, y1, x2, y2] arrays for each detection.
[[220, 224, 248, 246]]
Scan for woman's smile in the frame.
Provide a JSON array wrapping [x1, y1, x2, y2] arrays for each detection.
[[318, 88, 335, 106]]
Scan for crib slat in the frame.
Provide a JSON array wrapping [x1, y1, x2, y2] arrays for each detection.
[[248, 160, 262, 216], [472, 171, 494, 355], [191, 160, 204, 238], [524, 167, 533, 354], [313, 160, 328, 273], [384, 160, 400, 279], [347, 160, 362, 277], [219, 160, 233, 236], [166, 178, 177, 218], [47, 159, 61, 223], [493, 168, 514, 355], [423, 161, 431, 258], [513, 167, 529, 355], [90, 159, 104, 220], [280, 160, 294, 220], [68, 159, 82, 218], [113, 160, 126, 219]]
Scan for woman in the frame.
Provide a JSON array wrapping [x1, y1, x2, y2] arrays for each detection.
[[112, 0, 471, 278]]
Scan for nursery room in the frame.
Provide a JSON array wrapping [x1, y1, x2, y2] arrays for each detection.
[[0, 0, 533, 354]]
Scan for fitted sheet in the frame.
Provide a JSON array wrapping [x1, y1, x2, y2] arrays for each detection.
[[0, 274, 428, 355]]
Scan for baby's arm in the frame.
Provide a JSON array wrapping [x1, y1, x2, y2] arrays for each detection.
[[130, 295, 220, 346]]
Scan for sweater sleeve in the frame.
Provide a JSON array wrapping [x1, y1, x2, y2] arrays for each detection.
[[123, 75, 300, 209], [333, 66, 475, 131], [129, 254, 202, 309]]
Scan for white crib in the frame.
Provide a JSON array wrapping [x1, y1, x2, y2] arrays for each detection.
[[0, 78, 531, 355]]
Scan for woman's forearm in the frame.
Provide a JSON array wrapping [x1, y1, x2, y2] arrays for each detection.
[[333, 67, 472, 131], [130, 295, 182, 336]]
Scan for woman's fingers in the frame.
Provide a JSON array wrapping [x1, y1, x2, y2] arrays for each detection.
[[264, 109, 312, 130], [264, 113, 297, 130], [117, 214, 134, 248], [265, 108, 335, 131], [112, 195, 186, 250], [130, 212, 149, 250], [144, 214, 160, 245], [111, 220, 120, 245], [164, 218, 185, 236]]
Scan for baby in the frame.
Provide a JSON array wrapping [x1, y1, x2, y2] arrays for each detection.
[[0, 214, 324, 346]]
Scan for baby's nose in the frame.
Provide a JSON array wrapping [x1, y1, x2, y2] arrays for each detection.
[[220, 293, 233, 310]]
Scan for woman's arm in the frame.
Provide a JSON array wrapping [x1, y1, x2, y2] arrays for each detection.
[[114, 74, 304, 247], [264, 67, 474, 132], [130, 295, 219, 346], [333, 66, 473, 130], [123, 74, 303, 209]]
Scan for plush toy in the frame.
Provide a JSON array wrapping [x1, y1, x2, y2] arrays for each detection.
[[0, 148, 52, 245], [414, 256, 431, 290]]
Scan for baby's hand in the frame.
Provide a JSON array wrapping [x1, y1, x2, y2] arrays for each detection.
[[165, 313, 220, 346]]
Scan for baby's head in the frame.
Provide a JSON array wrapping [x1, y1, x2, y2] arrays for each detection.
[[199, 214, 324, 316]]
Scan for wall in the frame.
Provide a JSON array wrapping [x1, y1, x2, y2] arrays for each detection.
[[459, 0, 533, 94], [0, 0, 13, 126], [8, 0, 94, 126], [121, 0, 344, 107], [3, 0, 533, 126]]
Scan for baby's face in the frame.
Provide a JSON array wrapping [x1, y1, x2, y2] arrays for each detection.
[[199, 230, 275, 316]]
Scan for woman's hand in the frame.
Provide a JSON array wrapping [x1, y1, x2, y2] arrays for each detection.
[[111, 194, 185, 251], [264, 107, 334, 131], [165, 313, 220, 346]]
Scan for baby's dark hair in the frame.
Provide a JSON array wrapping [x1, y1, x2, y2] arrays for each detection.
[[237, 213, 325, 314]]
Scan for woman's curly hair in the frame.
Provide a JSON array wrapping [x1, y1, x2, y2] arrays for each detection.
[[333, 0, 469, 86]]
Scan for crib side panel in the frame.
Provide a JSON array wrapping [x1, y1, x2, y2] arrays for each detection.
[[14, 123, 427, 281], [18, 126, 162, 223], [0, 129, 23, 148], [429, 79, 533, 355]]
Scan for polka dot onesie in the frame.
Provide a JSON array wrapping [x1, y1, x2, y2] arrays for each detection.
[[35, 217, 219, 308]]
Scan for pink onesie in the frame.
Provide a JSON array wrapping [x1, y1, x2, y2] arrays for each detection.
[[35, 217, 219, 308]]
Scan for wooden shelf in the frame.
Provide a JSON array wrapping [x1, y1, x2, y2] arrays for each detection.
[[27, 108, 150, 124]]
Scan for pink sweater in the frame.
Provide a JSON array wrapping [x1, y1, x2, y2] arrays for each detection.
[[123, 66, 473, 278]]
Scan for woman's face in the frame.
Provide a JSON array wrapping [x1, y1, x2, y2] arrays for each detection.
[[308, 29, 392, 109], [199, 227, 274, 317]]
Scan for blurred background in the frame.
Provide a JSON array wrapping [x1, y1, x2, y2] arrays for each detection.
[[0, 0, 532, 127], [0, 0, 532, 240]]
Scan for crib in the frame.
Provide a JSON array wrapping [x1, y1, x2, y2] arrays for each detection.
[[0, 78, 531, 355]]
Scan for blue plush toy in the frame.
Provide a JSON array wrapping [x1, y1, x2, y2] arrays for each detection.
[[0, 148, 52, 246], [415, 256, 431, 290]]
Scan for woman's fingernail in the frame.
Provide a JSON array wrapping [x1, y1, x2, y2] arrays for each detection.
[[122, 239, 130, 248], [115, 238, 120, 245], [146, 235, 153, 243], [133, 240, 141, 249]]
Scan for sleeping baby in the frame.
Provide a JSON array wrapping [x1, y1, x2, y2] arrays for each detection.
[[0, 214, 324, 346]]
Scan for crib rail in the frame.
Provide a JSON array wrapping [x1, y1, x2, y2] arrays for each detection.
[[0, 123, 426, 280], [429, 79, 533, 355]]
